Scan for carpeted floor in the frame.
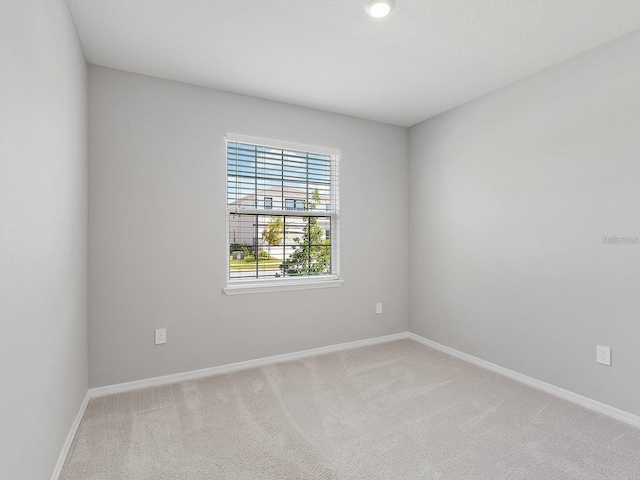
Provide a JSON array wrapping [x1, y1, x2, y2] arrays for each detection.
[[60, 339, 640, 479]]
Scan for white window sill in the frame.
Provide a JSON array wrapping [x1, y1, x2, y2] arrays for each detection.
[[223, 276, 343, 295]]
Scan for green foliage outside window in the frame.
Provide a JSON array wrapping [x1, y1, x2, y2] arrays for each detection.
[[281, 190, 331, 276]]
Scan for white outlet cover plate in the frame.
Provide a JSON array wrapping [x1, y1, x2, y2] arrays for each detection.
[[596, 345, 611, 366], [155, 328, 167, 345]]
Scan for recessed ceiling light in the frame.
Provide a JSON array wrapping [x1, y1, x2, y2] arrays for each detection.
[[365, 0, 395, 18]]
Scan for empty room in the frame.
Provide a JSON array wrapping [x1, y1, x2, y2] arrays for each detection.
[[3, 0, 640, 478]]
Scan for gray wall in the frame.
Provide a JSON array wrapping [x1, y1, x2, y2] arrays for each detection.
[[0, 0, 88, 478], [409, 30, 640, 416], [88, 66, 409, 388]]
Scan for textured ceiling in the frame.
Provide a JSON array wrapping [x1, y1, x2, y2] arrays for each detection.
[[67, 0, 640, 127]]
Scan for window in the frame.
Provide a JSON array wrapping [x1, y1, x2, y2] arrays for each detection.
[[225, 134, 341, 294], [285, 198, 304, 210]]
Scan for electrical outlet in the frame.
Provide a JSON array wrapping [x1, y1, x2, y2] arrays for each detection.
[[155, 328, 166, 345], [596, 345, 611, 366], [376, 302, 383, 314]]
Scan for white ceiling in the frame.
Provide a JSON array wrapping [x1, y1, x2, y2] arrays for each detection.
[[67, 0, 640, 127]]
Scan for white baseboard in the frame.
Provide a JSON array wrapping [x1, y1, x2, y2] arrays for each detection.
[[90, 330, 640, 429], [89, 332, 409, 398], [407, 332, 640, 429], [50, 391, 90, 480]]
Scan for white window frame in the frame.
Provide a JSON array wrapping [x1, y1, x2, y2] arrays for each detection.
[[224, 133, 342, 295]]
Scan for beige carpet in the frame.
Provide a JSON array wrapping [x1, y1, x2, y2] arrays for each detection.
[[60, 340, 640, 479]]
